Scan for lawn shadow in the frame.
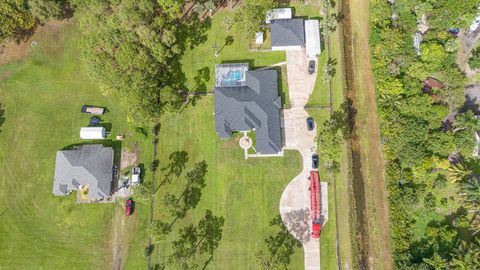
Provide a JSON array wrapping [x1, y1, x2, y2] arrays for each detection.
[[0, 103, 5, 133], [256, 214, 302, 268], [157, 150, 189, 189], [0, 208, 8, 218], [178, 67, 212, 114], [138, 163, 146, 183], [177, 13, 212, 51], [221, 59, 255, 69], [217, 35, 235, 55], [100, 122, 112, 132]]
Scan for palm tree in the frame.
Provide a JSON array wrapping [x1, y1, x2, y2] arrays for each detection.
[[223, 16, 233, 32], [379, 93, 401, 110], [424, 253, 448, 270], [204, 0, 215, 17], [449, 240, 480, 268], [448, 155, 474, 183], [453, 110, 480, 133], [470, 214, 480, 235], [459, 179, 480, 209]]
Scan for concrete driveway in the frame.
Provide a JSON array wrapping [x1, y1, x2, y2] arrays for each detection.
[[280, 49, 321, 270]]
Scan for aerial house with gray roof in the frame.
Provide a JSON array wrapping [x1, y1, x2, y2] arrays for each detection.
[[266, 8, 322, 57], [214, 63, 283, 155], [270, 18, 305, 51], [53, 144, 114, 200]]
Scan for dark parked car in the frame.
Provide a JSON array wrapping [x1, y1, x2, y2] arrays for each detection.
[[308, 60, 315, 74], [306, 117, 315, 131], [312, 154, 319, 169], [125, 198, 134, 216]]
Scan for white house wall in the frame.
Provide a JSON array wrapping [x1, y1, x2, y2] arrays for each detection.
[[271, 45, 303, 51]]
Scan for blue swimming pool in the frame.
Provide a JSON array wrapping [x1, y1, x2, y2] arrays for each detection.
[[226, 71, 242, 81]]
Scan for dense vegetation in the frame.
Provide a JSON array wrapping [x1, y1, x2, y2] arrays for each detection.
[[370, 0, 480, 268], [70, 0, 194, 123], [0, 0, 67, 43]]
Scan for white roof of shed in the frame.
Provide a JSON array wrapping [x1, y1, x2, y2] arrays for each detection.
[[266, 8, 292, 24], [80, 127, 106, 140], [255, 32, 264, 45], [305, 20, 321, 58]]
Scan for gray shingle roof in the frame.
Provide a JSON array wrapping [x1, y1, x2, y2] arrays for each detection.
[[271, 19, 305, 47], [214, 69, 283, 154], [53, 144, 114, 199]]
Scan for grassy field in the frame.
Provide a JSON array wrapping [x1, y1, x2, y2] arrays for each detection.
[[144, 99, 303, 269], [0, 2, 334, 269], [0, 21, 154, 269]]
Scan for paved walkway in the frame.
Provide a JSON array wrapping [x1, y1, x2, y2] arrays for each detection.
[[280, 49, 321, 270]]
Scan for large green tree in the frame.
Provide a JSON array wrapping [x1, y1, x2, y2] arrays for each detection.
[[234, 0, 273, 38], [0, 0, 35, 42], [27, 0, 64, 23], [72, 0, 187, 123]]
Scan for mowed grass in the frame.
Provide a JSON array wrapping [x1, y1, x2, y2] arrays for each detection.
[[149, 98, 304, 269], [0, 22, 153, 269], [180, 9, 286, 91]]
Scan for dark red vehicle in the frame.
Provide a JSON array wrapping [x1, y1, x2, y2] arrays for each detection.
[[310, 171, 321, 238], [125, 198, 134, 216]]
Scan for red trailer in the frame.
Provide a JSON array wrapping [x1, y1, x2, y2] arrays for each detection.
[[310, 171, 321, 238]]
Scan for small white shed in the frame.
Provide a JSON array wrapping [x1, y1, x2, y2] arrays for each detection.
[[266, 8, 292, 24], [255, 32, 264, 45], [80, 127, 106, 140], [305, 20, 321, 59]]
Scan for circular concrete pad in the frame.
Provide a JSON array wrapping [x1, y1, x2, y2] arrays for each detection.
[[239, 136, 252, 149]]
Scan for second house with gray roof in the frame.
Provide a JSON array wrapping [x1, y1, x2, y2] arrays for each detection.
[[53, 144, 114, 200]]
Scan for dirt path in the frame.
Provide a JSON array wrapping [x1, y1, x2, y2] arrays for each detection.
[[111, 207, 126, 270], [0, 20, 71, 66], [111, 202, 139, 270], [342, 0, 393, 269]]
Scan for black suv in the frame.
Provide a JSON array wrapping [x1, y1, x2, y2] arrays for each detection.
[[306, 117, 314, 131], [312, 154, 319, 169], [308, 60, 315, 74]]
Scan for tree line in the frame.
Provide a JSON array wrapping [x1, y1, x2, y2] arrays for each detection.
[[370, 0, 480, 269], [0, 0, 69, 43]]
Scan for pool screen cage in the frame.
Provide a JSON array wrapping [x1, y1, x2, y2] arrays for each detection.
[[215, 63, 249, 87]]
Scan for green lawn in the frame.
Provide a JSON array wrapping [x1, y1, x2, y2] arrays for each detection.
[[180, 10, 286, 91], [145, 98, 304, 269], [0, 22, 154, 269], [0, 2, 330, 270]]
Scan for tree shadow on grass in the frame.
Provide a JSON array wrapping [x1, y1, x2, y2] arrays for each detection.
[[177, 14, 212, 51], [166, 161, 209, 228], [0, 104, 5, 133], [255, 214, 302, 268], [157, 150, 189, 189], [221, 59, 255, 68]]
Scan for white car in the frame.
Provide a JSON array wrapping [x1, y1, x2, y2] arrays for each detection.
[[131, 167, 141, 185]]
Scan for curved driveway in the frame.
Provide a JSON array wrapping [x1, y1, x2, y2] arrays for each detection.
[[280, 49, 320, 270]]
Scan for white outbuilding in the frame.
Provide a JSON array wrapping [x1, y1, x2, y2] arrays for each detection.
[[305, 20, 321, 59], [80, 127, 106, 140], [266, 8, 292, 24], [255, 32, 264, 45]]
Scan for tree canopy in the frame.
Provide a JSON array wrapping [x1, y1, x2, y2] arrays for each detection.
[[234, 0, 274, 38], [71, 0, 212, 123]]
